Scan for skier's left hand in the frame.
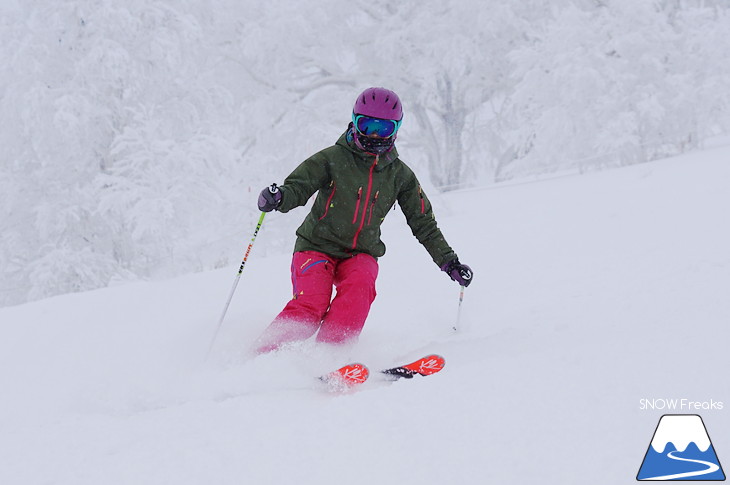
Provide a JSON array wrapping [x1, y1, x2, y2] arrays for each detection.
[[441, 259, 473, 287], [257, 184, 282, 212]]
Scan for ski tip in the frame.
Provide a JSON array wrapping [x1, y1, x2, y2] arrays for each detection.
[[320, 363, 370, 391], [402, 354, 446, 376]]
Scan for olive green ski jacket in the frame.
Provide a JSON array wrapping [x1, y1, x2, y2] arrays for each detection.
[[276, 127, 457, 268]]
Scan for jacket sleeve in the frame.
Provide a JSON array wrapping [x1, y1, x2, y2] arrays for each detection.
[[397, 166, 457, 268], [277, 152, 330, 213]]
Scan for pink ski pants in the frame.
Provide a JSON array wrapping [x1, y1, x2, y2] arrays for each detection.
[[255, 251, 378, 353]]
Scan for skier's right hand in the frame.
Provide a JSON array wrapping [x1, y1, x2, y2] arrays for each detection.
[[441, 259, 473, 287], [258, 184, 282, 212]]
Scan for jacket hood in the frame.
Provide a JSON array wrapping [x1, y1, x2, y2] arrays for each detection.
[[336, 124, 399, 169]]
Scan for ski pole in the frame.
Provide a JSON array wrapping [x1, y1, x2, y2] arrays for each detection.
[[453, 285, 465, 332], [206, 210, 267, 357]]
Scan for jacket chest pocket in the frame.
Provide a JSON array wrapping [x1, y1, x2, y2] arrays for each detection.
[[352, 187, 390, 226], [365, 190, 379, 225], [317, 181, 336, 221], [351, 186, 363, 224]]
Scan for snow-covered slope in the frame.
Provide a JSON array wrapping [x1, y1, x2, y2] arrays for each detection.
[[1, 146, 729, 485]]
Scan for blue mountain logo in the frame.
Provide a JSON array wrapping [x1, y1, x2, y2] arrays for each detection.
[[637, 414, 725, 481]]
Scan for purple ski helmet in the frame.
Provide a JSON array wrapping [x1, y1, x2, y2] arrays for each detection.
[[353, 87, 403, 121], [351, 87, 403, 154]]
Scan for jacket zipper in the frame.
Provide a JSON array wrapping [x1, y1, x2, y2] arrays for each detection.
[[318, 181, 336, 221], [352, 155, 379, 250], [418, 185, 425, 214], [367, 191, 379, 225], [351, 186, 362, 224]]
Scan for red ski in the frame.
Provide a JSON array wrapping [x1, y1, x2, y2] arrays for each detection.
[[320, 362, 370, 391], [382, 354, 446, 380]]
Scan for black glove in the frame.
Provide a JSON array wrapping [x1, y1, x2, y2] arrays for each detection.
[[257, 184, 282, 212], [441, 259, 473, 287]]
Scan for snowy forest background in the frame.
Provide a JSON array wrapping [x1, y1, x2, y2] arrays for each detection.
[[1, 0, 730, 307]]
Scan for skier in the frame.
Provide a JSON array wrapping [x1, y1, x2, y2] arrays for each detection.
[[254, 87, 472, 354]]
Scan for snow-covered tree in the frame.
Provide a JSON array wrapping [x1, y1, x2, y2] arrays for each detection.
[[498, 1, 730, 179], [2, 0, 730, 305]]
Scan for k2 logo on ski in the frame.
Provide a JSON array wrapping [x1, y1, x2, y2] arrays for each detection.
[[637, 414, 726, 481]]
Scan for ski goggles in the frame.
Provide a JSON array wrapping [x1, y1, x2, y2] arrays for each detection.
[[352, 114, 402, 138]]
